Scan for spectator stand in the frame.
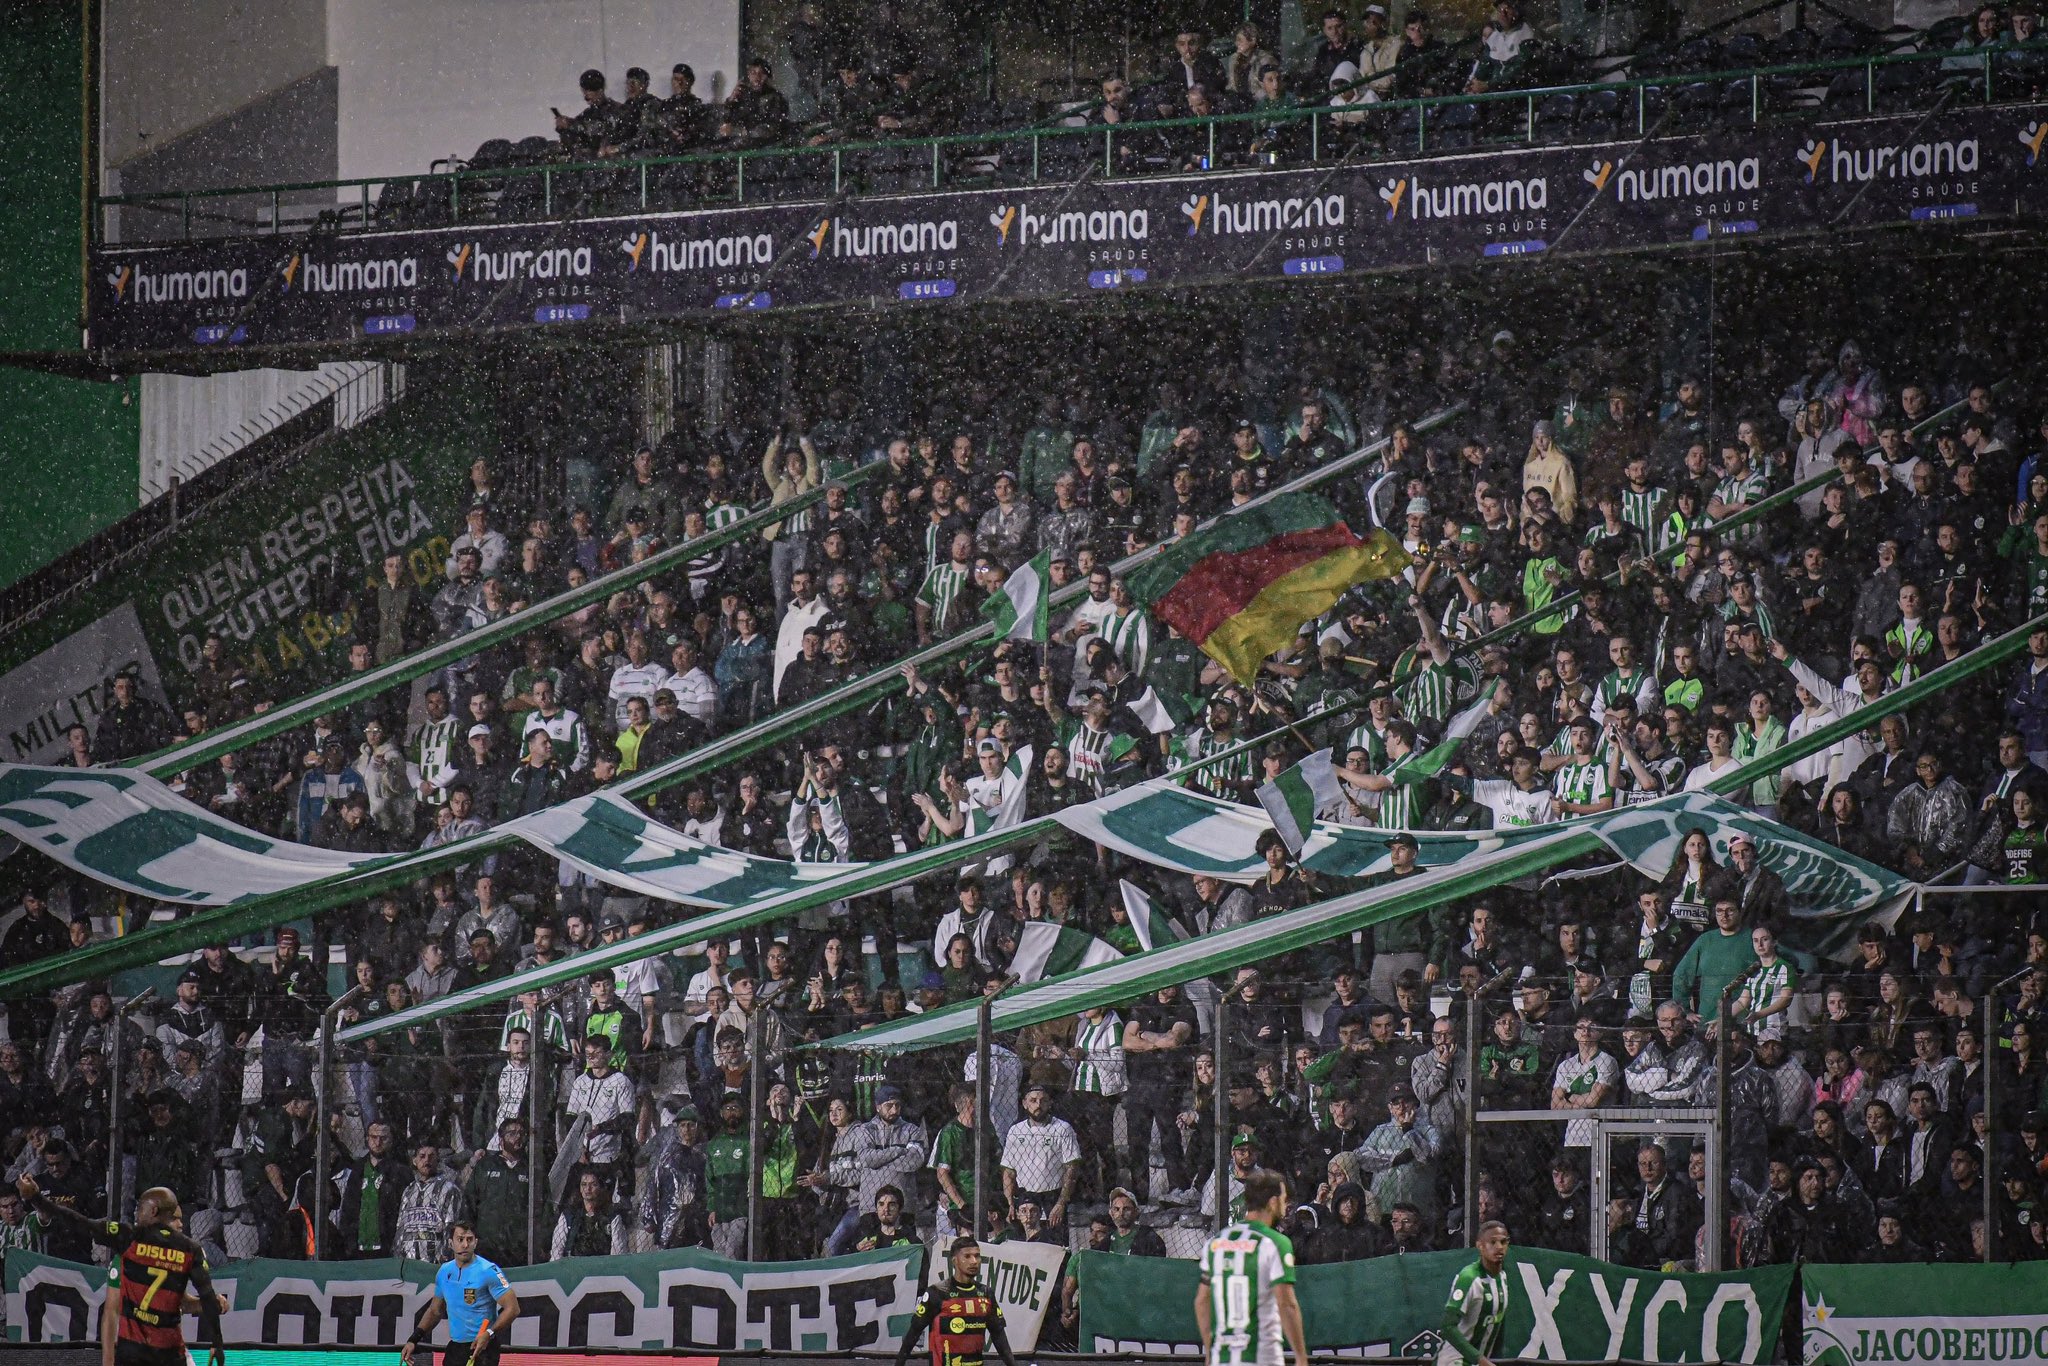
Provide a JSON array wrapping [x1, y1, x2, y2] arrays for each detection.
[[94, 38, 2048, 243]]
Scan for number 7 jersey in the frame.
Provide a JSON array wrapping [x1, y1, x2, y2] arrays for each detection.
[[1200, 1221, 1297, 1366]]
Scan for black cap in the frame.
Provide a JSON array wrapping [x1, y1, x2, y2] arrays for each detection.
[[673, 63, 695, 80], [626, 66, 650, 83], [1233, 417, 1256, 432], [1387, 831, 1420, 850], [579, 68, 606, 91]]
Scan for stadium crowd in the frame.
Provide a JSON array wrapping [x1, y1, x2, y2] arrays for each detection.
[[9, 316, 2048, 1301], [402, 2, 2048, 209]]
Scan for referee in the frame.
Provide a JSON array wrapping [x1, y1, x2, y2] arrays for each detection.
[[401, 1220, 520, 1366]]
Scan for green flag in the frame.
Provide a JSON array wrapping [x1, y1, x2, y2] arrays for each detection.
[[981, 551, 1051, 643], [1254, 747, 1340, 856]]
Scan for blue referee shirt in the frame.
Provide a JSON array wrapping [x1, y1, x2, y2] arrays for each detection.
[[436, 1256, 511, 1339]]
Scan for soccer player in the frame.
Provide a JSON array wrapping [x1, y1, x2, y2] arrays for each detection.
[[16, 1175, 224, 1366], [1194, 1168, 1309, 1366], [402, 1220, 521, 1366], [893, 1236, 1019, 1366], [1437, 1221, 1512, 1366]]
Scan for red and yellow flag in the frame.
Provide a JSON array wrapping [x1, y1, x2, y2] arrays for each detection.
[[1126, 493, 1410, 685]]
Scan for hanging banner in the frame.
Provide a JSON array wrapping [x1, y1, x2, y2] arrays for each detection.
[[5, 1244, 925, 1352], [1801, 1261, 2048, 1366], [0, 398, 481, 719], [90, 104, 2047, 356], [928, 1238, 1067, 1353], [0, 602, 170, 764], [1077, 1246, 1792, 1363]]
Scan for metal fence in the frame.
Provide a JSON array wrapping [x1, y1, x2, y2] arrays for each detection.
[[93, 41, 2048, 245]]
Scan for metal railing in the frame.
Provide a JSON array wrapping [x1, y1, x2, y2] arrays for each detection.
[[95, 40, 2048, 245]]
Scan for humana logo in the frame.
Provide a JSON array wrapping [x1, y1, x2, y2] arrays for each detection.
[[2020, 121, 2047, 166], [114, 264, 250, 304], [988, 203, 1149, 246], [620, 230, 774, 272], [282, 252, 420, 293], [445, 242, 592, 282], [1797, 135, 1979, 183], [1179, 191, 1343, 236], [1614, 156, 1761, 202], [1378, 174, 1547, 220], [809, 216, 959, 259]]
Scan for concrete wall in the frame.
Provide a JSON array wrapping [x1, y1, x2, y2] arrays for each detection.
[[100, 0, 328, 171], [326, 0, 741, 181]]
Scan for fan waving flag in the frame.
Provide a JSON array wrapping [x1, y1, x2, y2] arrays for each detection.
[[1255, 747, 1341, 856], [1409, 677, 1503, 775], [982, 550, 1052, 643], [1126, 493, 1409, 685]]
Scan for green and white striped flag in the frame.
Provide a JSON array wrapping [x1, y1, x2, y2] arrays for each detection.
[[1119, 879, 1189, 952], [1008, 921, 1122, 981], [1254, 747, 1340, 857], [982, 550, 1052, 643], [1410, 677, 1501, 775]]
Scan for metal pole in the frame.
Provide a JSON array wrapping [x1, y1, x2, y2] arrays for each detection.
[[527, 986, 562, 1267], [314, 985, 369, 1261], [1464, 969, 1515, 1247], [1213, 991, 1230, 1232], [106, 988, 157, 1220], [1711, 977, 1742, 1273], [974, 993, 993, 1241], [973, 977, 1014, 1242], [1983, 967, 2030, 1262], [746, 1005, 765, 1261]]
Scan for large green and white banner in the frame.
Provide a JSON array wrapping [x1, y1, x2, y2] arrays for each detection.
[[1802, 1262, 2048, 1366], [6, 1244, 925, 1351], [838, 789, 1913, 1054], [0, 761, 1906, 926], [1078, 1246, 1792, 1363]]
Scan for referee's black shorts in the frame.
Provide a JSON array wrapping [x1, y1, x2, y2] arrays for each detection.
[[443, 1338, 502, 1366]]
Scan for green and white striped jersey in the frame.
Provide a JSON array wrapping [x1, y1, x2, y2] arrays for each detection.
[[1200, 1220, 1297, 1366], [917, 562, 971, 624], [1436, 1261, 1510, 1366], [1551, 758, 1611, 809], [1372, 750, 1432, 830], [1619, 485, 1670, 544], [1397, 652, 1476, 728]]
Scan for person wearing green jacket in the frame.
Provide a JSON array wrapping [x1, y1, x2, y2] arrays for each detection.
[[1670, 898, 1760, 1025]]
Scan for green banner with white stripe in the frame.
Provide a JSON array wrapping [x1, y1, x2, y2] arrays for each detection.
[[1802, 1261, 2048, 1366], [1079, 1245, 1792, 1363]]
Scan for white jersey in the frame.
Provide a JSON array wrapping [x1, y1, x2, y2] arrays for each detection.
[[1468, 779, 1557, 828]]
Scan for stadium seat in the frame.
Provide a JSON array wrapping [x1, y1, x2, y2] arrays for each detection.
[[1874, 61, 1934, 112], [1435, 101, 1480, 149], [1823, 70, 1871, 116], [1772, 26, 1821, 62], [1533, 92, 1577, 143], [1723, 32, 1767, 69], [1672, 81, 1721, 131]]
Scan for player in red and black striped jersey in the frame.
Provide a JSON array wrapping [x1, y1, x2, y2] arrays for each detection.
[[18, 1175, 224, 1366], [892, 1238, 1019, 1366]]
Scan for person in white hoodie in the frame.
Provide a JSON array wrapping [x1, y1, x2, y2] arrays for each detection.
[[1769, 636, 1885, 796]]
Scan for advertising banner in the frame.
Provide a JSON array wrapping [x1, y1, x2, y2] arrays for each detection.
[[5, 1244, 925, 1352], [1802, 1262, 2048, 1366], [91, 104, 2048, 355], [928, 1238, 1067, 1353], [1076, 1246, 1792, 1363]]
